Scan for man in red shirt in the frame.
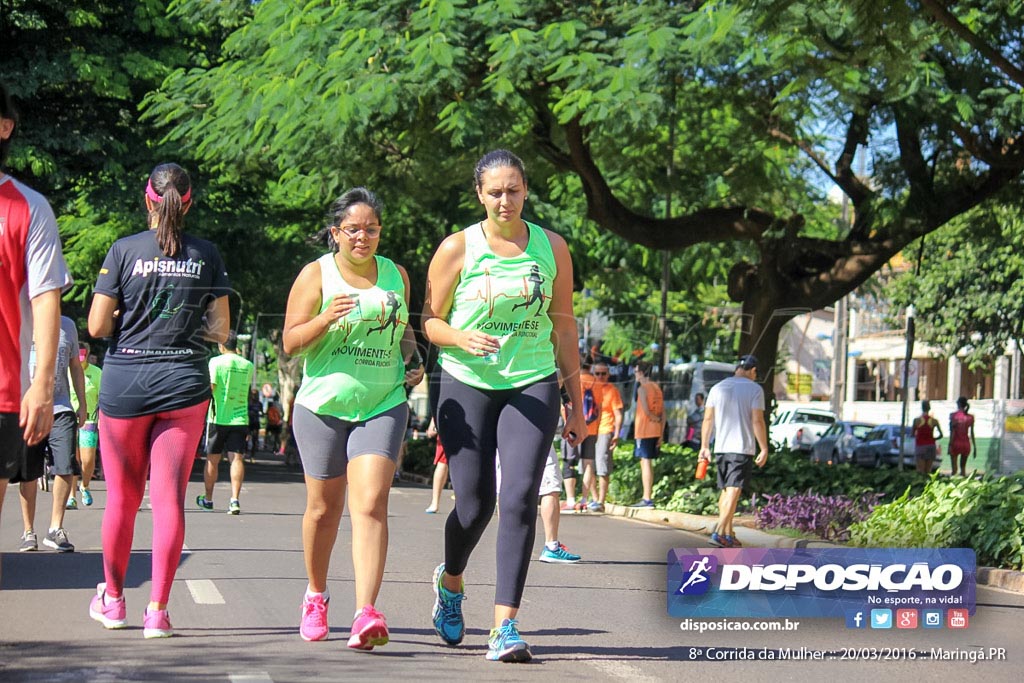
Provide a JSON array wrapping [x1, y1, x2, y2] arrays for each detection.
[[0, 83, 71, 541]]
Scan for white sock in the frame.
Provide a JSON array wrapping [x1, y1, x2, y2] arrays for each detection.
[[305, 587, 330, 603], [565, 496, 576, 506], [546, 541, 559, 551]]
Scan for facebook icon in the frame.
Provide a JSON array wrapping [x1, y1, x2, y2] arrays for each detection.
[[845, 610, 866, 629]]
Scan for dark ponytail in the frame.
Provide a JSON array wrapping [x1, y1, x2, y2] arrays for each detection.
[[147, 163, 192, 257]]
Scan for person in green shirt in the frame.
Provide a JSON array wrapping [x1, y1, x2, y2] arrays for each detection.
[[423, 150, 586, 663], [197, 332, 254, 515], [69, 342, 102, 507], [283, 187, 423, 649]]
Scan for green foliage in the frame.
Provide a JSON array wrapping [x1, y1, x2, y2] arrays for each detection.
[[607, 442, 928, 516], [401, 437, 436, 479], [889, 203, 1024, 369], [849, 473, 1024, 571]]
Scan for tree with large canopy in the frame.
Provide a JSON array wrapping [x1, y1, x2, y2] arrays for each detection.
[[147, 0, 1024, 400]]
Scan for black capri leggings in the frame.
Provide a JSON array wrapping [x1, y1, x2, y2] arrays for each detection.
[[436, 368, 560, 608]]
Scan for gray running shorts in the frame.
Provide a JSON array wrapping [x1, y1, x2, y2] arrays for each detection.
[[594, 432, 615, 477], [716, 452, 752, 490], [14, 411, 79, 482], [292, 402, 408, 480]]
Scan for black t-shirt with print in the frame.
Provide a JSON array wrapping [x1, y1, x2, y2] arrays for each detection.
[[94, 230, 231, 417]]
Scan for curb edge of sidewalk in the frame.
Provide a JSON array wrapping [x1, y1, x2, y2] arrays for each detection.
[[603, 503, 1024, 594]]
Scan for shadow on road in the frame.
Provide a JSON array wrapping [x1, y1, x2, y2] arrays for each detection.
[[1, 550, 157, 591]]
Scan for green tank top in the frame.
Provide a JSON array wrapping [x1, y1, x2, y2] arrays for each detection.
[[295, 253, 408, 421], [70, 364, 102, 423], [208, 352, 254, 426], [439, 221, 557, 390]]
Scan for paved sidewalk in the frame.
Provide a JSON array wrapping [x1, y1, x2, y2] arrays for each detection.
[[600, 502, 1024, 594]]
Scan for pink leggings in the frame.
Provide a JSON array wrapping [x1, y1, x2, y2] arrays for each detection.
[[98, 401, 208, 604]]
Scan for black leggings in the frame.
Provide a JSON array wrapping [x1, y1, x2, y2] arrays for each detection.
[[436, 368, 560, 608]]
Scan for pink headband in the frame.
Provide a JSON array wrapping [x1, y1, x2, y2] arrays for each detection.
[[146, 179, 192, 204]]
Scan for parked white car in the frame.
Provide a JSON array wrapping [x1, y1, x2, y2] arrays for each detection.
[[770, 408, 836, 452]]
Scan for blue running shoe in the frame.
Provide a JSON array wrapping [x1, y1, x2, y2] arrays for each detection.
[[80, 486, 93, 507], [539, 543, 581, 564], [196, 495, 213, 511], [431, 563, 465, 645], [486, 618, 532, 662]]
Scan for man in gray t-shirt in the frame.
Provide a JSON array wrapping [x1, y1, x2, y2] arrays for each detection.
[[698, 355, 768, 549], [16, 316, 86, 552]]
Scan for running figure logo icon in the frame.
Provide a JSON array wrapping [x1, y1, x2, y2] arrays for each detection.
[[367, 290, 403, 345], [510, 265, 547, 316], [676, 555, 717, 596]]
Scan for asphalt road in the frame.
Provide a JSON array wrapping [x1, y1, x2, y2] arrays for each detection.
[[1, 454, 1022, 682]]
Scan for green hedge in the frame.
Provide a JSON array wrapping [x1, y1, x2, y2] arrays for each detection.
[[849, 473, 1024, 570], [401, 437, 435, 478], [606, 442, 929, 515]]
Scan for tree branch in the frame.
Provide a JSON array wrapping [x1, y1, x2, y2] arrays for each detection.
[[919, 0, 1024, 88], [561, 116, 774, 250], [834, 110, 871, 204], [893, 105, 937, 226]]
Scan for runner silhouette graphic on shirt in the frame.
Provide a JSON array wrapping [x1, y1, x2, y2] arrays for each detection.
[[511, 265, 546, 317], [367, 290, 401, 345]]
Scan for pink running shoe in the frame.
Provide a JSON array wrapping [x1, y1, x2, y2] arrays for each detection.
[[143, 608, 174, 639], [347, 605, 389, 651], [89, 583, 127, 629], [300, 593, 329, 642]]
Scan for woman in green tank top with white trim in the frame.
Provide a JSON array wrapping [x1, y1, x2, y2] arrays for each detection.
[[423, 150, 587, 662], [282, 188, 424, 650]]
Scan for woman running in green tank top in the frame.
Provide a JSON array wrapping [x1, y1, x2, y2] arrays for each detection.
[[283, 188, 424, 650], [423, 150, 586, 662]]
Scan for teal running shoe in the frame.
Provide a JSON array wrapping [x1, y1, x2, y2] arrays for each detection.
[[431, 563, 465, 645], [196, 495, 213, 511], [80, 486, 94, 507], [486, 618, 531, 662], [539, 543, 581, 564]]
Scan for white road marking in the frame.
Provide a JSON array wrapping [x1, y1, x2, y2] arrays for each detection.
[[229, 674, 273, 683], [186, 579, 225, 604], [585, 659, 661, 683]]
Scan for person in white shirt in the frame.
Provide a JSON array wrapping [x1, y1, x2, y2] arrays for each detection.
[[698, 354, 768, 548]]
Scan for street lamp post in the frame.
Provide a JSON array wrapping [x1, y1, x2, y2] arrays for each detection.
[[898, 305, 916, 471]]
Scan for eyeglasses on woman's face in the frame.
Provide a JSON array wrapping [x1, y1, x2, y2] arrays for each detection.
[[334, 224, 382, 239]]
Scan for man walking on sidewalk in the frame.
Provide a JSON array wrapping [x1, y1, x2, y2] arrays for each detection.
[[198, 332, 254, 515], [698, 354, 768, 549]]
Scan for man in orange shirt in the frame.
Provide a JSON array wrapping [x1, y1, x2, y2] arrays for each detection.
[[584, 362, 623, 512], [630, 361, 664, 508]]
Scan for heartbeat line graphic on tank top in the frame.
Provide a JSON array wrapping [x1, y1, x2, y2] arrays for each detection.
[[465, 267, 549, 318], [331, 293, 407, 345]]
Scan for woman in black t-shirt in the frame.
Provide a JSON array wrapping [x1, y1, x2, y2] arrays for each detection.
[[86, 163, 230, 638]]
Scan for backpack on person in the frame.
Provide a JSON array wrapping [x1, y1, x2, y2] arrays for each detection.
[[267, 403, 282, 427], [582, 386, 599, 424]]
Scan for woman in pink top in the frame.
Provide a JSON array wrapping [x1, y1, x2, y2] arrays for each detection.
[[948, 396, 976, 477], [912, 400, 943, 475]]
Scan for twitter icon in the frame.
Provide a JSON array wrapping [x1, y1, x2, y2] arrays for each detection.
[[870, 609, 893, 629]]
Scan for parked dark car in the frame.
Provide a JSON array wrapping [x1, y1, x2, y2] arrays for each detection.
[[810, 421, 876, 464], [850, 424, 940, 470]]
